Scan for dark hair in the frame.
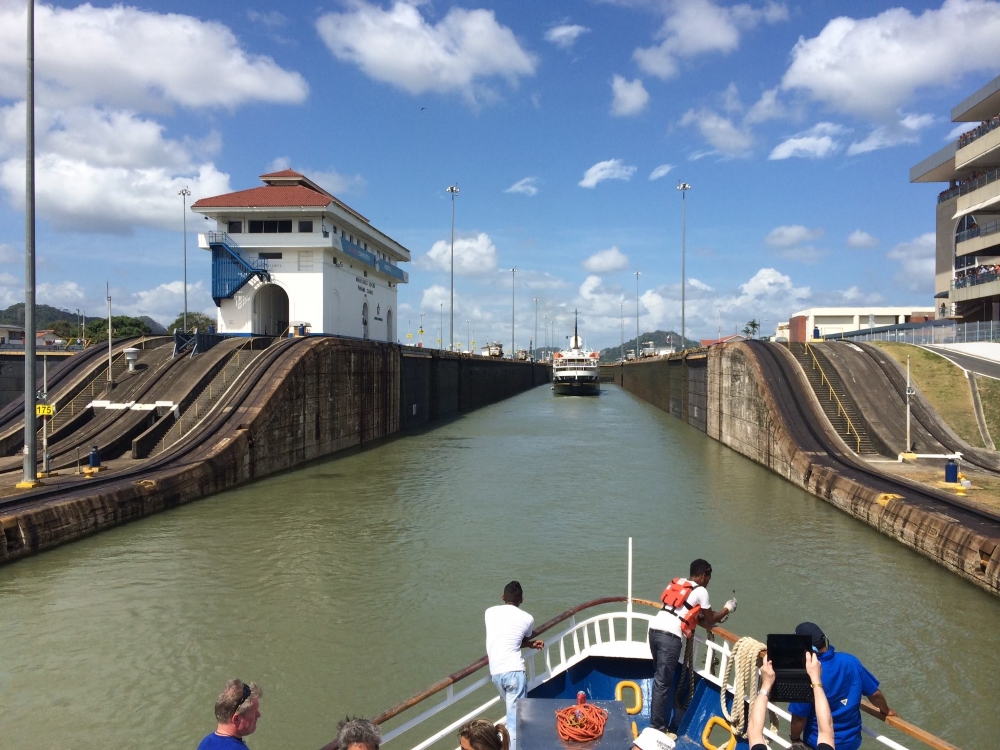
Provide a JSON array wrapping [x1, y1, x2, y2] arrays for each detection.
[[689, 559, 712, 577], [502, 581, 523, 602], [337, 717, 380, 750], [459, 719, 510, 750]]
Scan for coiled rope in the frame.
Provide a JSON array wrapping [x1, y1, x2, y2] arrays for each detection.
[[674, 635, 697, 710], [555, 700, 608, 742], [720, 637, 766, 738]]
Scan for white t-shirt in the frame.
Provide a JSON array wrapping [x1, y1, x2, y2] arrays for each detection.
[[485, 604, 535, 675], [648, 580, 710, 637]]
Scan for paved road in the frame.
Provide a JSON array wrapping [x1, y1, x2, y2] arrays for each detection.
[[924, 345, 1000, 379]]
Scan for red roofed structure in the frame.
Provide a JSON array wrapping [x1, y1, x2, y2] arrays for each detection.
[[191, 170, 409, 340]]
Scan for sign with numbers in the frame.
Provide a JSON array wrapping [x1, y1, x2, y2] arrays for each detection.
[[36, 404, 54, 417]]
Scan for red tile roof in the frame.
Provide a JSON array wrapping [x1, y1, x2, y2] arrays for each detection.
[[260, 169, 304, 179], [192, 184, 333, 208]]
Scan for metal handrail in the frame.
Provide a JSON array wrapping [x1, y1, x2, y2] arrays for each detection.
[[937, 164, 1000, 203], [804, 342, 863, 452]]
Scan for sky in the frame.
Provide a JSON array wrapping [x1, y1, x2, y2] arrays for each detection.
[[1, 0, 999, 349]]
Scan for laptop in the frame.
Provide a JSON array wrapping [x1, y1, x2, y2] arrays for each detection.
[[766, 634, 815, 703]]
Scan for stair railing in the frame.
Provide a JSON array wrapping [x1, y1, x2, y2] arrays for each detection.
[[803, 342, 863, 452]]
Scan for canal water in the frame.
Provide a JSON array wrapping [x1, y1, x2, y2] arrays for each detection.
[[1, 385, 998, 749]]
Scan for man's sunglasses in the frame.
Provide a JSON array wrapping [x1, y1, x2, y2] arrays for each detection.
[[235, 682, 252, 711]]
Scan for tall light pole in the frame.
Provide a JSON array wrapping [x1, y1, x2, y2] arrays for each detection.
[[439, 302, 443, 349], [447, 184, 459, 351], [533, 298, 539, 361], [19, 0, 37, 488], [620, 300, 625, 359], [634, 270, 641, 359], [179, 186, 191, 332], [677, 181, 691, 350], [543, 313, 547, 355], [510, 267, 517, 357], [466, 319, 470, 353]]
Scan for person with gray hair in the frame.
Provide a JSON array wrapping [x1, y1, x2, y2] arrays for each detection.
[[337, 717, 381, 750], [197, 679, 263, 749]]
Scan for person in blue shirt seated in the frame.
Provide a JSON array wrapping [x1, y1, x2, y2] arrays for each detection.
[[788, 623, 896, 750], [197, 679, 262, 748], [750, 654, 833, 750]]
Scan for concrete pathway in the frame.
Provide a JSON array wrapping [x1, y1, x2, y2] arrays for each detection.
[[924, 344, 1000, 379]]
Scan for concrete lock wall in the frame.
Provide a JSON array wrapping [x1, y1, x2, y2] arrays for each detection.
[[0, 340, 550, 565], [612, 344, 1000, 596]]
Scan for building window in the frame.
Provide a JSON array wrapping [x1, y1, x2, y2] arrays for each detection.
[[248, 220, 293, 233], [228, 220, 243, 233], [299, 220, 313, 233], [258, 252, 282, 259]]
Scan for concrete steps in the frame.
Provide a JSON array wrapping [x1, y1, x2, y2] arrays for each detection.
[[787, 343, 878, 455], [154, 347, 264, 454]]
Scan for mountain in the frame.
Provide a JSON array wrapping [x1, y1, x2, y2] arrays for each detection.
[[599, 330, 699, 363], [138, 316, 168, 335], [0, 303, 99, 328]]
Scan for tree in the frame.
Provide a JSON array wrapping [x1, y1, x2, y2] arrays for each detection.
[[86, 316, 151, 343], [167, 311, 215, 334], [741, 319, 761, 339]]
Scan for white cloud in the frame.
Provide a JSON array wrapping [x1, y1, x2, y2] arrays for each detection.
[[0, 243, 15, 263], [582, 247, 629, 274], [545, 24, 590, 49], [0, 105, 231, 233], [611, 75, 649, 117], [505, 177, 538, 196], [765, 225, 825, 248], [649, 164, 675, 181], [769, 122, 847, 160], [846, 230, 878, 249], [745, 87, 786, 124], [579, 159, 636, 188], [118, 280, 212, 325], [634, 0, 788, 80], [0, 3, 307, 110], [887, 233, 935, 292], [36, 280, 85, 308], [247, 10, 287, 28], [781, 0, 1000, 120], [308, 169, 368, 196], [316, 2, 536, 104], [847, 112, 935, 155], [680, 109, 753, 158], [418, 232, 499, 276]]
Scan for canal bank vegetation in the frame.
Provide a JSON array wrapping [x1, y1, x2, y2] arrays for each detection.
[[977, 375, 1000, 441], [870, 342, 986, 448]]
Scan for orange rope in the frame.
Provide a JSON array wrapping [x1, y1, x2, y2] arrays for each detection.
[[555, 702, 608, 742]]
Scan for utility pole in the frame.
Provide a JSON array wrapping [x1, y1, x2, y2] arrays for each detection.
[[179, 186, 191, 332], [439, 302, 443, 350], [634, 271, 641, 359], [107, 283, 112, 382], [533, 298, 539, 362], [906, 355, 914, 452], [620, 300, 625, 359], [447, 184, 459, 351], [677, 181, 691, 350], [510, 267, 517, 358], [19, 0, 38, 489]]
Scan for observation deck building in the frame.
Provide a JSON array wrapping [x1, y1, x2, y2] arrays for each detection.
[[192, 170, 410, 339], [911, 74, 1000, 322]]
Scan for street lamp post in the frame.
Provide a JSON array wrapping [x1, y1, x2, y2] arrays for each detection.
[[20, 0, 37, 488], [447, 184, 459, 351], [533, 298, 539, 361], [634, 270, 641, 359], [439, 302, 443, 350], [620, 300, 624, 359], [677, 181, 691, 350], [510, 267, 517, 358], [179, 186, 191, 332], [466, 319, 470, 354]]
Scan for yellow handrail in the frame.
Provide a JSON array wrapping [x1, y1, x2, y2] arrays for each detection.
[[804, 342, 862, 452]]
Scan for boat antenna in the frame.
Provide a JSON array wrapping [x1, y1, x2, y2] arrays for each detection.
[[574, 308, 579, 348]]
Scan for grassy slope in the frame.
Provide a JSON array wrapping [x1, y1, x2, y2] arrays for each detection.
[[976, 375, 1000, 445], [869, 342, 985, 448]]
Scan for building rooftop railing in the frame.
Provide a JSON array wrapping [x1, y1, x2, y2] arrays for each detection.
[[957, 114, 1000, 149], [937, 165, 1000, 203]]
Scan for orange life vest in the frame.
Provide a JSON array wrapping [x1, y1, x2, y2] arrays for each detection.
[[659, 578, 702, 638]]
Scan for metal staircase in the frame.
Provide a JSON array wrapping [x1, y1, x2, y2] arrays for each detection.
[[208, 231, 271, 303], [153, 346, 264, 454], [787, 343, 878, 455]]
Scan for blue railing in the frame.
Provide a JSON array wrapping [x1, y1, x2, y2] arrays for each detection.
[[207, 232, 271, 302], [938, 165, 1000, 203]]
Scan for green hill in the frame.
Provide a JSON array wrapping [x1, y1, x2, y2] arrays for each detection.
[[599, 330, 699, 363]]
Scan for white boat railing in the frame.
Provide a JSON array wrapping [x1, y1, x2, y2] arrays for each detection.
[[329, 600, 936, 750]]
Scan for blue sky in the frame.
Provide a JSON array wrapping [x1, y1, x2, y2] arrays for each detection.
[[1, 0, 998, 348]]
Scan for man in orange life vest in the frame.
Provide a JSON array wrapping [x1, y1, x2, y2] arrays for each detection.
[[648, 559, 736, 732]]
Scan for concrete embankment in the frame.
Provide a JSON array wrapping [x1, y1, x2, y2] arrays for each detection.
[[604, 343, 1000, 596], [0, 338, 549, 565]]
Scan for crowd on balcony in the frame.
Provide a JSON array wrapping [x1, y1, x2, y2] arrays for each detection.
[[958, 114, 1000, 148], [954, 262, 1000, 288], [938, 168, 992, 202]]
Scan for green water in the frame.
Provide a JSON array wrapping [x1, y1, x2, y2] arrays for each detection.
[[0, 385, 997, 749]]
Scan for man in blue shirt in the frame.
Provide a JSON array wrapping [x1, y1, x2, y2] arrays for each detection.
[[789, 623, 895, 750], [197, 679, 262, 748]]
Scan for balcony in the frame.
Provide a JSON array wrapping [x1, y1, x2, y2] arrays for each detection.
[[941, 165, 1000, 214], [951, 264, 1000, 302], [956, 217, 1000, 256], [956, 119, 1000, 170]]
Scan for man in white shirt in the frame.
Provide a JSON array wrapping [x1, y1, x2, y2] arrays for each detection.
[[485, 581, 544, 750], [648, 559, 736, 732]]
